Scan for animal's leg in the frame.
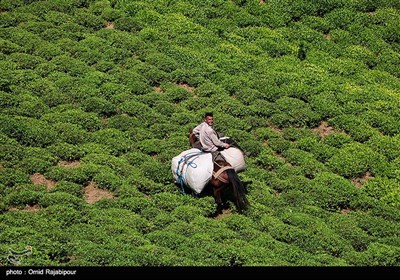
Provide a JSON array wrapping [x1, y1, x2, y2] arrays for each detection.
[[213, 187, 224, 214]]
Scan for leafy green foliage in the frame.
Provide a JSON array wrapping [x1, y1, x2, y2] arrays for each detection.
[[0, 0, 399, 267]]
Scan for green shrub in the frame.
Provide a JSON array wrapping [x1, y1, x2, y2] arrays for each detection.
[[47, 142, 86, 161], [4, 186, 45, 207], [119, 100, 165, 126], [325, 8, 362, 30], [5, 93, 49, 118], [81, 97, 117, 117], [8, 52, 46, 70], [118, 196, 154, 214], [0, 168, 30, 188], [16, 146, 57, 174], [361, 109, 400, 136], [125, 174, 165, 196], [39, 192, 84, 209], [106, 114, 141, 132], [282, 127, 317, 142], [81, 153, 135, 178], [295, 137, 336, 163], [52, 122, 88, 145], [0, 0, 25, 11], [275, 165, 305, 183], [152, 193, 188, 213], [72, 8, 105, 30], [151, 101, 177, 118], [51, 54, 92, 76], [326, 142, 386, 178], [309, 92, 344, 119], [254, 148, 285, 170], [43, 204, 87, 226], [281, 189, 313, 208], [163, 85, 192, 104], [0, 38, 22, 55], [330, 114, 379, 142], [270, 96, 320, 128], [135, 139, 166, 156], [367, 134, 400, 161], [193, 81, 226, 98], [364, 177, 400, 208], [88, 128, 134, 156], [322, 132, 353, 148], [307, 172, 362, 212], [301, 15, 330, 33], [171, 205, 206, 222], [0, 115, 57, 147], [278, 211, 352, 257], [52, 181, 82, 198], [253, 127, 281, 142], [44, 163, 99, 185], [328, 214, 375, 252], [113, 16, 141, 31], [110, 69, 152, 95], [146, 230, 188, 252], [41, 109, 102, 132], [282, 148, 328, 178], [355, 241, 400, 266], [92, 170, 122, 192], [0, 133, 24, 167]]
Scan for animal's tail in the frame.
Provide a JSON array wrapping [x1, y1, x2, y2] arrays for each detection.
[[227, 169, 249, 213]]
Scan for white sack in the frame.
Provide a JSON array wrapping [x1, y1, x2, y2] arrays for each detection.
[[220, 147, 246, 172], [171, 148, 213, 194]]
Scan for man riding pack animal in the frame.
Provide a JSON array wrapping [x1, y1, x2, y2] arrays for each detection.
[[177, 112, 249, 214]]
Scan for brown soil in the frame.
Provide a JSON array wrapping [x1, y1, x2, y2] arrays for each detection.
[[352, 171, 374, 188], [30, 173, 56, 190], [215, 209, 232, 219], [84, 181, 114, 204], [312, 121, 335, 138], [178, 82, 194, 92], [58, 160, 81, 167]]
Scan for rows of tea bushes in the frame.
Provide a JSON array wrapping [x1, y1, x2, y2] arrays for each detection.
[[0, 0, 399, 266]]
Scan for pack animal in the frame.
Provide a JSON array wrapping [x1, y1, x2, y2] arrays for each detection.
[[187, 128, 248, 215]]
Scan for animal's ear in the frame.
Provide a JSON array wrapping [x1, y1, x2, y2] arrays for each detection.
[[189, 128, 193, 133]]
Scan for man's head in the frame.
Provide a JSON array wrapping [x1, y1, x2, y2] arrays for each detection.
[[204, 112, 214, 126]]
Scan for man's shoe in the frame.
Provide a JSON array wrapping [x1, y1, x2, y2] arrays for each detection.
[[244, 151, 251, 157]]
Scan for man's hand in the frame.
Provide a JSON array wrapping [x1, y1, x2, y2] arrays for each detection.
[[224, 143, 230, 149]]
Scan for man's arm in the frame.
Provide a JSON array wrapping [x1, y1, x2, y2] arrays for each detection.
[[207, 129, 230, 149]]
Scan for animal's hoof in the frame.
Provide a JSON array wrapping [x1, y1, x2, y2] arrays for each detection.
[[222, 202, 230, 209], [216, 204, 224, 214]]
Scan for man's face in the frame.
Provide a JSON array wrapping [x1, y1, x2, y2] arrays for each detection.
[[205, 116, 213, 126]]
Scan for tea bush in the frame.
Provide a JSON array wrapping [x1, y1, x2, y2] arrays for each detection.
[[44, 163, 99, 185], [88, 128, 134, 156], [322, 132, 353, 148], [16, 146, 57, 174], [3, 185, 45, 207], [51, 181, 83, 198], [295, 137, 336, 163], [0, 115, 57, 147], [282, 148, 328, 178], [0, 133, 24, 167], [328, 214, 375, 252], [0, 168, 30, 188], [41, 109, 102, 132], [326, 142, 386, 178], [39, 192, 84, 209], [307, 172, 361, 212], [47, 142, 86, 161]]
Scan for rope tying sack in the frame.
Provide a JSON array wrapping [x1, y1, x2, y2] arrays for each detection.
[[175, 150, 204, 194]]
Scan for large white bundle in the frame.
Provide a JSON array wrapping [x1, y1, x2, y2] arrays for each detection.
[[220, 147, 246, 172], [171, 148, 213, 194]]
